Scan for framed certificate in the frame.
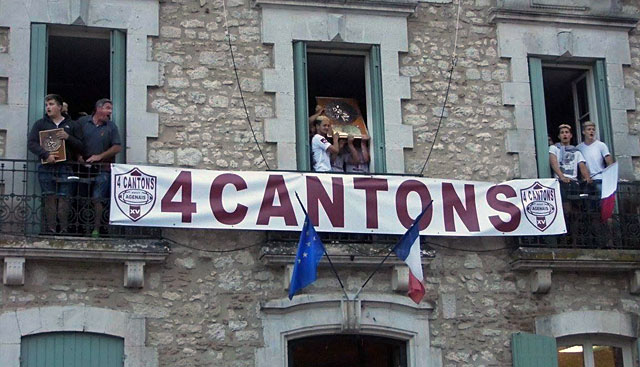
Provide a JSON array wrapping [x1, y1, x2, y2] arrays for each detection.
[[39, 128, 66, 164], [316, 97, 369, 138]]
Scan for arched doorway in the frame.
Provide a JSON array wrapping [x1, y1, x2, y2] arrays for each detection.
[[288, 334, 407, 367]]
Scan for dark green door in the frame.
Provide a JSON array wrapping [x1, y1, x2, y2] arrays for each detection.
[[21, 332, 124, 367]]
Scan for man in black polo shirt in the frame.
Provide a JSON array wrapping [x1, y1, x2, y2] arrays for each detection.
[[78, 98, 122, 237], [28, 94, 83, 233]]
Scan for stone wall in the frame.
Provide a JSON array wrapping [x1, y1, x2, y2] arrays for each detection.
[[149, 0, 275, 170], [145, 0, 640, 180], [2, 234, 639, 366]]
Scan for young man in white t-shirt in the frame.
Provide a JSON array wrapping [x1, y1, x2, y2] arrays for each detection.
[[549, 124, 589, 213], [311, 117, 339, 172], [549, 124, 589, 183], [577, 121, 614, 180]]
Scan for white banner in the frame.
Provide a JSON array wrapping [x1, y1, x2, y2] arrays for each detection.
[[109, 164, 566, 236]]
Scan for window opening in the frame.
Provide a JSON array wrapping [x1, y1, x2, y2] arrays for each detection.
[[47, 27, 110, 119], [307, 52, 367, 122], [288, 334, 407, 367], [557, 335, 632, 367], [542, 66, 593, 146]]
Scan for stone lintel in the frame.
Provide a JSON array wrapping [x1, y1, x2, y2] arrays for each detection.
[[3, 257, 25, 286], [511, 247, 640, 272], [253, 0, 418, 16], [489, 8, 638, 30]]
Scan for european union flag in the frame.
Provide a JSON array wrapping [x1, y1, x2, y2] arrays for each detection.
[[288, 214, 326, 300]]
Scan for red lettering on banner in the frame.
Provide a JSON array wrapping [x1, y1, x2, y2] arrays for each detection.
[[257, 174, 298, 226], [353, 178, 388, 229], [396, 180, 432, 230], [306, 176, 344, 227], [442, 183, 480, 232], [210, 173, 248, 225], [486, 185, 521, 232], [161, 171, 197, 223]]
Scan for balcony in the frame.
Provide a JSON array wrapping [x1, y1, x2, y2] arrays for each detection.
[[0, 159, 160, 239], [514, 181, 640, 249]]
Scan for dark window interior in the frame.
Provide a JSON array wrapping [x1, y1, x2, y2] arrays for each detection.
[[288, 334, 407, 367], [542, 67, 588, 145], [307, 53, 367, 122], [47, 35, 110, 119]]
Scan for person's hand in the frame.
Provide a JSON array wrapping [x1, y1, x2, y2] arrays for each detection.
[[585, 177, 593, 184], [315, 105, 324, 114], [347, 134, 355, 145], [56, 130, 69, 140], [559, 175, 570, 184], [77, 156, 85, 163], [86, 154, 102, 163], [45, 153, 57, 164], [361, 135, 370, 141]]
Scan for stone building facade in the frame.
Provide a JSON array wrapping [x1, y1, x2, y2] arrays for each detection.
[[1, 0, 640, 366]]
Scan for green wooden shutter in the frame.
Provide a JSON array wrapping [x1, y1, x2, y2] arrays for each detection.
[[593, 59, 614, 157], [511, 332, 558, 367], [26, 23, 48, 234], [293, 41, 310, 171], [21, 332, 124, 367], [110, 29, 126, 163], [28, 24, 47, 135], [369, 45, 386, 173], [528, 57, 551, 178]]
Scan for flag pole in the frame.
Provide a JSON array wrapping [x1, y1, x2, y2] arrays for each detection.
[[353, 247, 395, 300], [294, 192, 350, 301], [353, 200, 433, 301]]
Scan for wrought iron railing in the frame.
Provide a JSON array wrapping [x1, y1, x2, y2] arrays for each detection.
[[0, 159, 159, 239], [515, 181, 640, 249]]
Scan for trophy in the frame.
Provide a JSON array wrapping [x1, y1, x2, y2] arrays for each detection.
[[315, 97, 369, 138], [39, 128, 66, 164]]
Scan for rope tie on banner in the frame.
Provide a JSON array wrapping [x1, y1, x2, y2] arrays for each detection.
[[419, 0, 462, 176], [221, 0, 271, 170]]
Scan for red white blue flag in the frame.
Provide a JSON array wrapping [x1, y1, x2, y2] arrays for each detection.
[[393, 204, 431, 304], [600, 162, 618, 222]]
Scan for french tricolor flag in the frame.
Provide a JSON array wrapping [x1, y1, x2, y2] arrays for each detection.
[[393, 204, 431, 304], [600, 162, 618, 223]]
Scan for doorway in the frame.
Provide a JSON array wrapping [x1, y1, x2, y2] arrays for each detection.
[[47, 29, 111, 119], [288, 334, 407, 367]]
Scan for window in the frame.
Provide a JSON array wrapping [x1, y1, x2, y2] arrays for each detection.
[[28, 24, 126, 162], [557, 335, 632, 367], [293, 42, 385, 172], [21, 332, 124, 367], [512, 311, 639, 367], [528, 58, 614, 178]]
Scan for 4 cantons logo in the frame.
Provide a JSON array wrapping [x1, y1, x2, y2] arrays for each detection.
[[520, 182, 558, 232], [114, 167, 157, 222]]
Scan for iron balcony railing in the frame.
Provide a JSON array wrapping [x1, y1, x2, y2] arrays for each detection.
[[0, 159, 159, 239], [515, 181, 640, 249]]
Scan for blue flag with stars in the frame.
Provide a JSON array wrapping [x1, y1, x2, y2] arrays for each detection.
[[288, 214, 326, 300]]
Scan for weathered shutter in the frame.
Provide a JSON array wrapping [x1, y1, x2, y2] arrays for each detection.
[[369, 45, 386, 173], [110, 29, 127, 163], [21, 332, 124, 367], [528, 57, 551, 178], [293, 41, 310, 171], [511, 332, 558, 367]]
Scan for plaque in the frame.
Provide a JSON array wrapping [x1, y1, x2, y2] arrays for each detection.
[[315, 97, 369, 139], [39, 128, 66, 164]]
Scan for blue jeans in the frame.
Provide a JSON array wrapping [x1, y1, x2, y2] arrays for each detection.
[[37, 164, 74, 196], [91, 171, 111, 200]]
